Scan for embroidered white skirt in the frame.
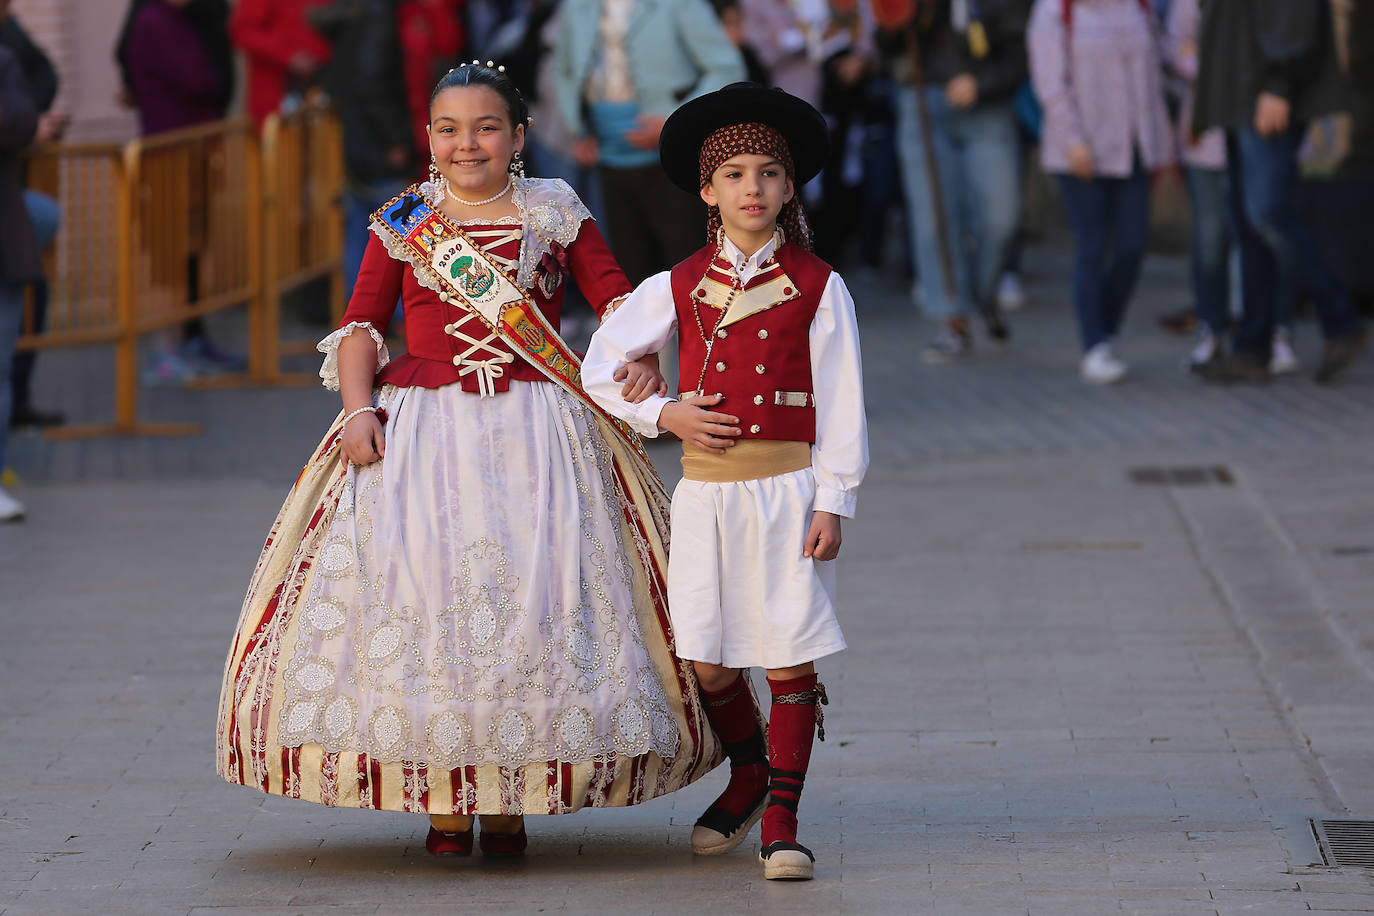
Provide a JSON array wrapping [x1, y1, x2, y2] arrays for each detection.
[[665, 467, 846, 669], [275, 380, 680, 771]]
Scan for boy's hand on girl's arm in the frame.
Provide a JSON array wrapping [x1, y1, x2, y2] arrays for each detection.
[[803, 511, 842, 561], [657, 393, 740, 454], [613, 353, 668, 403]]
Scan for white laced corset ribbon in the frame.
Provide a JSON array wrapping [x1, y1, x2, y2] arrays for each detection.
[[447, 225, 522, 398], [451, 320, 515, 398]]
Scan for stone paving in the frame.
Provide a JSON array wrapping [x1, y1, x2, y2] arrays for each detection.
[[3, 246, 1374, 913]]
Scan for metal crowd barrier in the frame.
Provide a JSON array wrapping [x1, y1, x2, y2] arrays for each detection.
[[15, 108, 345, 439], [19, 141, 130, 437]]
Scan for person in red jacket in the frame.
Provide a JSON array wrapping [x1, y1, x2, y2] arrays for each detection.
[[397, 0, 465, 168], [228, 0, 333, 129]]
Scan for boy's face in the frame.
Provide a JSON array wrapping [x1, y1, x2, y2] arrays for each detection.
[[700, 153, 794, 239]]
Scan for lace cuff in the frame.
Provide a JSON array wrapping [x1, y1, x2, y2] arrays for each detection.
[[600, 294, 630, 322], [317, 321, 390, 391]]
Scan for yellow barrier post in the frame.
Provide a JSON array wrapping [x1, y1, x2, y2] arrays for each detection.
[[260, 112, 283, 378], [254, 99, 345, 384], [179, 118, 274, 392]]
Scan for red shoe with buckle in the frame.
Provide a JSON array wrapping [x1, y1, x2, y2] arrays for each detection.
[[425, 825, 474, 856]]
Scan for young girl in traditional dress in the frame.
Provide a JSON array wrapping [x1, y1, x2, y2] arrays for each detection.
[[584, 83, 869, 881], [216, 63, 719, 856]]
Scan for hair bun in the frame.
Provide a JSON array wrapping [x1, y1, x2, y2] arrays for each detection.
[[429, 61, 530, 128]]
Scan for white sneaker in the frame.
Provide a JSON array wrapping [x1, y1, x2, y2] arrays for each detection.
[[997, 272, 1025, 311], [0, 485, 26, 523], [1080, 342, 1127, 384], [1269, 328, 1300, 374], [1190, 328, 1219, 366]]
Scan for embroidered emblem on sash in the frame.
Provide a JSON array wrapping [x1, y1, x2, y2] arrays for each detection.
[[450, 255, 496, 298]]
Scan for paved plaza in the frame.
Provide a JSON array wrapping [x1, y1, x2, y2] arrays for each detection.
[[3, 247, 1374, 913]]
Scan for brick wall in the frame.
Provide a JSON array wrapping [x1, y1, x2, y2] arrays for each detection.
[[11, 0, 140, 141]]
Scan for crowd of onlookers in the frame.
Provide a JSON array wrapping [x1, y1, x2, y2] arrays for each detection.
[[1, 0, 1371, 523]]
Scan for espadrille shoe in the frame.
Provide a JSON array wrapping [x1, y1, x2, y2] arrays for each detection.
[[691, 785, 769, 855], [760, 841, 815, 880]]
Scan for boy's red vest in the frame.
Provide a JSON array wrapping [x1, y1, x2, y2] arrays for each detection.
[[669, 241, 833, 444]]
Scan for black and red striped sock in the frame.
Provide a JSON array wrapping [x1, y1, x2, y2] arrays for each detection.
[[761, 673, 820, 848], [699, 673, 769, 818]]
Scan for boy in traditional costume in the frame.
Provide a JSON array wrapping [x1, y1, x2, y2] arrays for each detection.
[[583, 83, 869, 881], [215, 63, 721, 856]]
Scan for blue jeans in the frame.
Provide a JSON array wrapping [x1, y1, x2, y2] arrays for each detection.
[[1227, 127, 1361, 357], [894, 87, 1021, 320], [24, 190, 59, 247], [1183, 167, 1232, 338], [858, 113, 908, 271], [0, 282, 23, 469], [11, 191, 60, 412], [344, 178, 410, 300], [1056, 160, 1151, 351]]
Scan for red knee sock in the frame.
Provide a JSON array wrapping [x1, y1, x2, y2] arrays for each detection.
[[699, 673, 769, 818], [761, 673, 824, 849]]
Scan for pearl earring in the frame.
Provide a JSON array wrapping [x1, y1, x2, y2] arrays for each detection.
[[429, 155, 449, 196]]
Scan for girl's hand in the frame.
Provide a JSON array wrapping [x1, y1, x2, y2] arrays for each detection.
[[657, 393, 740, 453], [341, 411, 386, 466], [803, 511, 842, 561], [613, 353, 668, 403]]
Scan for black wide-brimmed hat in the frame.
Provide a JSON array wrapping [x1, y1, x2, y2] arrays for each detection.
[[659, 82, 830, 193]]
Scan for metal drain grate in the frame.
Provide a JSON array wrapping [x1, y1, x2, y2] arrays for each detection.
[[1312, 819, 1374, 867], [1128, 465, 1235, 486]]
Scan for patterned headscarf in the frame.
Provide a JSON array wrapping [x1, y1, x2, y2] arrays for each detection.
[[697, 122, 812, 251]]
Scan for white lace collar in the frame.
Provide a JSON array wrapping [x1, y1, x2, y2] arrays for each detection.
[[416, 177, 591, 288]]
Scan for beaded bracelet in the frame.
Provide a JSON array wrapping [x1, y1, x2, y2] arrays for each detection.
[[342, 405, 379, 428]]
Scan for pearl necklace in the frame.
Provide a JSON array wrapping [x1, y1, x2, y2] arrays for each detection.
[[445, 176, 514, 207]]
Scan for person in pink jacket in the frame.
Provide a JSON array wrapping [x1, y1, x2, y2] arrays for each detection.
[[1028, 0, 1173, 384]]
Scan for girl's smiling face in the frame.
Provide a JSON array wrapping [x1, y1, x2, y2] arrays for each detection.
[[701, 153, 794, 248], [428, 85, 524, 199]]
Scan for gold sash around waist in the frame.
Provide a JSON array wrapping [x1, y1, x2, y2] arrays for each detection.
[[680, 439, 812, 483]]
